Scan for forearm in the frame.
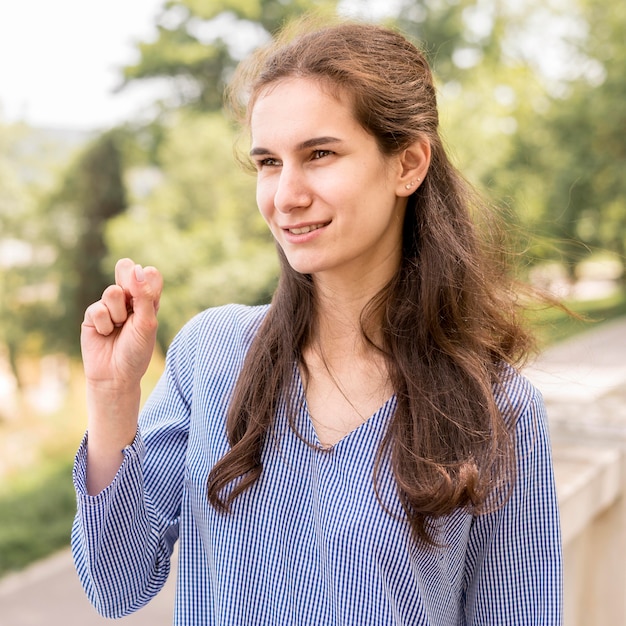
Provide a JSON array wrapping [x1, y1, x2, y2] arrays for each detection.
[[85, 382, 141, 495]]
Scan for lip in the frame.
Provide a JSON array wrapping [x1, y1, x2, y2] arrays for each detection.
[[281, 220, 331, 242]]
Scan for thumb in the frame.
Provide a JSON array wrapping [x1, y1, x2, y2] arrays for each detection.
[[127, 264, 160, 333]]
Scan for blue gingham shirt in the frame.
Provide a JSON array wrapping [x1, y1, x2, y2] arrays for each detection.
[[72, 304, 562, 625]]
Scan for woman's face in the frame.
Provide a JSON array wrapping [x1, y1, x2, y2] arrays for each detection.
[[250, 78, 409, 285]]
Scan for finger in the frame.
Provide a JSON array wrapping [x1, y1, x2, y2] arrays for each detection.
[[114, 258, 136, 294], [143, 266, 163, 314], [112, 259, 161, 334], [100, 284, 129, 327], [127, 264, 160, 331], [83, 300, 116, 336]]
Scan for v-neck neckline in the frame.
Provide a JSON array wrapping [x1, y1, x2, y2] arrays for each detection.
[[292, 364, 396, 451]]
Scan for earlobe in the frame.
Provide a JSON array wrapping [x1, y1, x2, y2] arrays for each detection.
[[398, 139, 431, 195]]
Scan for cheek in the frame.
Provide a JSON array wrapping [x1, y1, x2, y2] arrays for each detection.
[[255, 180, 273, 223]]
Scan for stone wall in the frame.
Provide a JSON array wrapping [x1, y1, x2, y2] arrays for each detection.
[[527, 317, 626, 625]]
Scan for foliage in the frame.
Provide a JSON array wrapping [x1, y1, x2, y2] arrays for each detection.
[[542, 0, 626, 273], [42, 130, 128, 354], [0, 458, 76, 578], [0, 124, 32, 382], [487, 0, 626, 276], [121, 0, 339, 112], [0, 123, 77, 382]]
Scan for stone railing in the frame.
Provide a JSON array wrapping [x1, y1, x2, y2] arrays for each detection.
[[527, 317, 626, 626], [553, 442, 624, 625]]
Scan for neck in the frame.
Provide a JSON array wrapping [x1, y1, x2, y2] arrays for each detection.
[[309, 269, 391, 360]]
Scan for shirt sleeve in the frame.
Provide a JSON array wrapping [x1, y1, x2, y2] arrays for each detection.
[[463, 376, 563, 625], [71, 320, 196, 619]]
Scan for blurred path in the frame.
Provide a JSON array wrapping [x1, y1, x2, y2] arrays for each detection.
[[0, 548, 176, 625], [1, 316, 625, 626], [525, 316, 626, 437]]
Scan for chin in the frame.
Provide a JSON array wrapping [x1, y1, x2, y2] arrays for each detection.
[[286, 262, 322, 276], [282, 252, 328, 276]]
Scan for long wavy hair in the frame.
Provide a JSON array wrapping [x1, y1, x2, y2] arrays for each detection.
[[207, 19, 535, 544]]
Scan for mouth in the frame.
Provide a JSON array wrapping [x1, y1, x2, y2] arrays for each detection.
[[286, 222, 330, 235]]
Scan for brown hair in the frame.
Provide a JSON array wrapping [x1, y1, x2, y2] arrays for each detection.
[[207, 19, 534, 543]]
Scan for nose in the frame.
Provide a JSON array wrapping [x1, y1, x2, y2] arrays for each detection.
[[273, 165, 312, 214]]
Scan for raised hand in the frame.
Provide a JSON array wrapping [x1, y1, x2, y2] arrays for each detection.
[[81, 258, 163, 391], [81, 258, 163, 494]]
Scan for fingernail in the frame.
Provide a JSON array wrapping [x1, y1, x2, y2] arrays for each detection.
[[134, 264, 145, 282]]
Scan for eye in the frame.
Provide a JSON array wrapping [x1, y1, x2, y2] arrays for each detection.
[[255, 157, 281, 169], [312, 149, 334, 160]]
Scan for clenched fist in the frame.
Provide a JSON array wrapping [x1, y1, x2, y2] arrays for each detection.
[[82, 258, 163, 392]]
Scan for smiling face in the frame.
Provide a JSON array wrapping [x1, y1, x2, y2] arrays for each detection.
[[250, 78, 411, 287]]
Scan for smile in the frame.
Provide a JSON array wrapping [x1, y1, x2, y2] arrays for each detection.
[[287, 223, 329, 235]]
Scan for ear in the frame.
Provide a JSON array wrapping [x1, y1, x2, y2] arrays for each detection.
[[396, 138, 431, 196]]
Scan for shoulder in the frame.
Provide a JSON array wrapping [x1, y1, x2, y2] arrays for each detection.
[[156, 304, 270, 402], [165, 303, 269, 372], [493, 362, 547, 432], [174, 303, 269, 348]]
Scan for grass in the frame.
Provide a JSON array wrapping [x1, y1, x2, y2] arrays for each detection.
[[0, 290, 625, 578], [528, 289, 626, 348], [0, 458, 76, 578]]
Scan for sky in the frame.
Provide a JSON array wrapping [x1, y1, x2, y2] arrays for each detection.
[[0, 0, 166, 131]]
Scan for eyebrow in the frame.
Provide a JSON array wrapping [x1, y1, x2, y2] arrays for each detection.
[[249, 136, 342, 156]]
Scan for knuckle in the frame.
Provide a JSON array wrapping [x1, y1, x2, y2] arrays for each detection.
[[102, 284, 122, 299], [145, 317, 159, 333], [86, 304, 114, 335]]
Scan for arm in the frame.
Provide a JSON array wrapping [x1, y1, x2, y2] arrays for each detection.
[[80, 258, 162, 494], [72, 258, 188, 617], [71, 356, 191, 617], [463, 379, 563, 625]]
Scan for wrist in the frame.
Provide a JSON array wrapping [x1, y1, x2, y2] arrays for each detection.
[[85, 384, 140, 445]]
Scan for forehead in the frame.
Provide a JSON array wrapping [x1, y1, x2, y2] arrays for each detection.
[[254, 75, 347, 104], [250, 78, 358, 142]]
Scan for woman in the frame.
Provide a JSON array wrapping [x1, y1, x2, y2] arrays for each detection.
[[72, 20, 562, 625]]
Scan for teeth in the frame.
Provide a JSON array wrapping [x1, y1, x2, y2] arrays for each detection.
[[289, 224, 325, 235]]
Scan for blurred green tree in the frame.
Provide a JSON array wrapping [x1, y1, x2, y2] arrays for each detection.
[[44, 130, 128, 354], [121, 0, 339, 112], [543, 0, 626, 277], [0, 122, 62, 384], [0, 123, 32, 384], [486, 0, 626, 279]]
